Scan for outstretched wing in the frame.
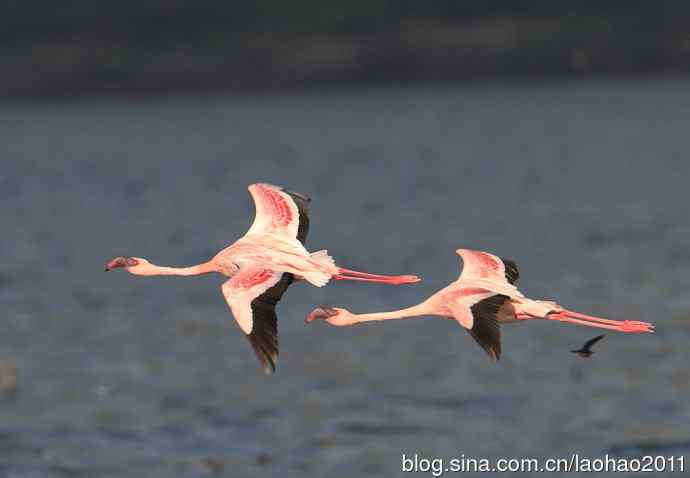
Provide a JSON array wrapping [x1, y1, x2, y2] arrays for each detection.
[[582, 334, 604, 351], [445, 288, 511, 361], [246, 183, 310, 244], [221, 266, 296, 374], [466, 295, 510, 360], [456, 249, 520, 285]]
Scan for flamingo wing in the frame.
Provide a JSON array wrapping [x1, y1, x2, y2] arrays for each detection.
[[246, 183, 310, 244], [466, 294, 511, 360], [456, 249, 520, 285], [446, 289, 510, 361], [221, 266, 296, 374]]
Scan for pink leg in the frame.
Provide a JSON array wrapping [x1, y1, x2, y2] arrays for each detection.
[[334, 267, 420, 285], [559, 309, 639, 327], [547, 310, 654, 333]]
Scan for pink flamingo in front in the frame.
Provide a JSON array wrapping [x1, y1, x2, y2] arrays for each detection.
[[306, 249, 654, 360], [105, 183, 419, 373]]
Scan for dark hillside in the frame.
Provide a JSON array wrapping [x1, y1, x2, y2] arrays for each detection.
[[2, 1, 689, 99]]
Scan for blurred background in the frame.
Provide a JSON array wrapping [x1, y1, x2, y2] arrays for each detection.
[[3, 1, 690, 99], [1, 2, 689, 477]]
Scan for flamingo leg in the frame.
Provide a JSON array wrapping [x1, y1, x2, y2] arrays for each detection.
[[559, 309, 638, 327], [547, 310, 654, 333], [334, 267, 420, 285]]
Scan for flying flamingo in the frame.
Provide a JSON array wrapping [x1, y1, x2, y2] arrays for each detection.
[[105, 183, 420, 373], [306, 249, 654, 360]]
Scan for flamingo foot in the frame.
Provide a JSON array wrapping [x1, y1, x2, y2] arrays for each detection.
[[619, 320, 655, 333]]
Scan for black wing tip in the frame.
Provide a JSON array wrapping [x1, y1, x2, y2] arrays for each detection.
[[260, 352, 277, 375], [282, 187, 311, 205], [247, 305, 279, 376], [247, 333, 277, 374], [468, 294, 508, 362], [248, 329, 278, 375], [246, 273, 295, 376], [481, 339, 501, 360], [500, 257, 520, 284], [468, 332, 501, 361], [282, 189, 310, 244]]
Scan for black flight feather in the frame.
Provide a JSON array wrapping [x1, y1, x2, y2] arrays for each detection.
[[467, 294, 510, 360]]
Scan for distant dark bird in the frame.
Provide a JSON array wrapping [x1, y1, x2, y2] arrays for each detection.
[[571, 335, 605, 357]]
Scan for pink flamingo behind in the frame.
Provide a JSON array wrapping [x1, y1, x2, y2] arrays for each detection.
[[105, 183, 419, 373], [306, 249, 654, 360]]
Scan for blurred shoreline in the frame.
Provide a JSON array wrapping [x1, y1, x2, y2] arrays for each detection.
[[3, 11, 690, 101]]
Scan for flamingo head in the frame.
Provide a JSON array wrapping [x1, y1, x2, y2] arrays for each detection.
[[304, 307, 356, 326], [104, 256, 148, 273]]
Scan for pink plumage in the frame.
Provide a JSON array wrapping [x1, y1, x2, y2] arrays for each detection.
[[105, 182, 420, 374], [306, 248, 654, 360]]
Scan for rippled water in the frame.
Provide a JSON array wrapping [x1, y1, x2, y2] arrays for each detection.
[[1, 79, 689, 477]]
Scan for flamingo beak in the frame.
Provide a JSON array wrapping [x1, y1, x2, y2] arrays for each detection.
[[305, 307, 339, 323], [104, 256, 138, 271]]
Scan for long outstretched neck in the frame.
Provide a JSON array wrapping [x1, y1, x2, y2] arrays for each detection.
[[347, 302, 433, 323], [138, 261, 217, 276]]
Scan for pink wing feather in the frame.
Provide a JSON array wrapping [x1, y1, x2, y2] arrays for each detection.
[[246, 183, 308, 242], [455, 249, 520, 285], [221, 266, 282, 334]]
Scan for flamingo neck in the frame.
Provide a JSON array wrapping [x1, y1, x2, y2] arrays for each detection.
[[347, 302, 432, 323], [135, 261, 217, 277]]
